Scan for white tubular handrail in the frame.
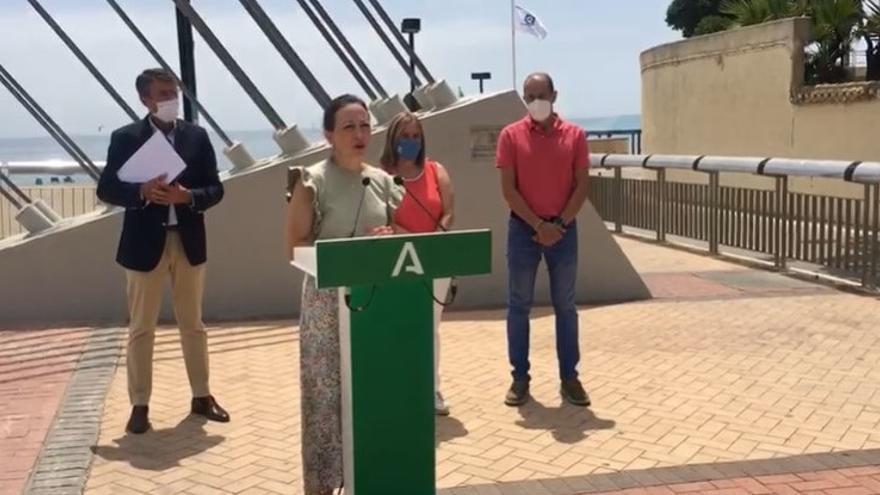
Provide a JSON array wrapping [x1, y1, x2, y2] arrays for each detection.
[[591, 153, 880, 184]]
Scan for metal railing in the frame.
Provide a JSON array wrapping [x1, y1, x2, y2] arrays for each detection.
[[590, 154, 880, 287], [0, 159, 107, 239], [0, 184, 99, 239], [6, 150, 878, 290]]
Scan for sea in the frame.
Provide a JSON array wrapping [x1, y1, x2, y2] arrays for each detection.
[[0, 114, 640, 186]]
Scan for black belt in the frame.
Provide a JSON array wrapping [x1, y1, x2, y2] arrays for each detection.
[[166, 225, 179, 231]]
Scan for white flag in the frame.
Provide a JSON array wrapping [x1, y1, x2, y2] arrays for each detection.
[[514, 5, 547, 40]]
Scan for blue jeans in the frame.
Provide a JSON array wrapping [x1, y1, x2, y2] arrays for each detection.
[[506, 215, 579, 382]]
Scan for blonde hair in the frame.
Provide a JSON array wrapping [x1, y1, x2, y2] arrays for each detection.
[[379, 112, 426, 173]]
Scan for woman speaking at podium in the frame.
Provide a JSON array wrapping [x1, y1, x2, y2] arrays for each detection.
[[285, 95, 401, 495], [380, 112, 456, 416]]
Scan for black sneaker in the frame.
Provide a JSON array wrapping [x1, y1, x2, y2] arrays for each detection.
[[504, 380, 530, 406], [560, 379, 591, 407]]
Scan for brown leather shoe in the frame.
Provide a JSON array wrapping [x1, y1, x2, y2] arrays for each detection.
[[126, 406, 151, 434], [504, 380, 530, 406], [560, 379, 591, 407], [191, 395, 230, 422]]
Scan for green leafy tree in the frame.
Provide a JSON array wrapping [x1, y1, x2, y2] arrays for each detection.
[[694, 15, 735, 35], [666, 0, 876, 83], [805, 0, 862, 83], [666, 0, 729, 37], [721, 0, 808, 26]]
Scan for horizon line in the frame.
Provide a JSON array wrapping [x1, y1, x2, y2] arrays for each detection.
[[0, 113, 641, 141]]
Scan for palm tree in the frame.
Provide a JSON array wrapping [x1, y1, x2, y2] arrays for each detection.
[[721, 0, 807, 26], [804, 0, 862, 83]]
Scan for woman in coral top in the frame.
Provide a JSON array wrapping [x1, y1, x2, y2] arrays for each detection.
[[380, 112, 455, 415]]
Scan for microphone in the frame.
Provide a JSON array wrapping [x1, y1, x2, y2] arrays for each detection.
[[350, 176, 372, 237], [393, 175, 447, 232]]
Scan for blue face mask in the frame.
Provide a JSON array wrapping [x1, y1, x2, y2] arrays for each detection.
[[396, 138, 422, 161]]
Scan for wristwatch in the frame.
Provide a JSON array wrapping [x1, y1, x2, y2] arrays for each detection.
[[551, 216, 566, 227]]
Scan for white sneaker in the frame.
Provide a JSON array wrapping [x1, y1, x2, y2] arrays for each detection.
[[435, 392, 450, 416]]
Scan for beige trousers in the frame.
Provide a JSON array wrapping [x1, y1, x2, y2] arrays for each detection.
[[434, 277, 451, 391], [125, 231, 210, 406]]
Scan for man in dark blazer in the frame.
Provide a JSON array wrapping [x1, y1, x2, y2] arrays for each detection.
[[97, 68, 228, 434]]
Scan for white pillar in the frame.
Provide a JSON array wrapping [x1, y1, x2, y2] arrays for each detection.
[[412, 84, 434, 111], [31, 199, 62, 223], [427, 80, 458, 110], [369, 98, 388, 125], [274, 125, 311, 155], [15, 203, 54, 234], [223, 142, 256, 171], [376, 95, 408, 125]]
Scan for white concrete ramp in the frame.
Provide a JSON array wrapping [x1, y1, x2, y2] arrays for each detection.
[[0, 91, 649, 327]]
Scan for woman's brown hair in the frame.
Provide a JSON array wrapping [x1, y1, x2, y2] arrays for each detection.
[[379, 112, 426, 173]]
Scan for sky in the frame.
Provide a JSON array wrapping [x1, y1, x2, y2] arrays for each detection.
[[0, 0, 679, 138]]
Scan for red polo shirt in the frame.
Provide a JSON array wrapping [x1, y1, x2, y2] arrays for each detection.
[[495, 115, 590, 218]]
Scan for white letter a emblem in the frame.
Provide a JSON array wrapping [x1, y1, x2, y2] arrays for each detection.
[[392, 242, 425, 277]]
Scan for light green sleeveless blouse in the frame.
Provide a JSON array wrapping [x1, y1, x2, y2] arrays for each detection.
[[294, 158, 403, 240]]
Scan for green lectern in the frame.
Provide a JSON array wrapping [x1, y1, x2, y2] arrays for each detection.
[[291, 229, 492, 495]]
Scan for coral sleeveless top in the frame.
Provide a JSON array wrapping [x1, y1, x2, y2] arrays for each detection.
[[393, 160, 444, 233]]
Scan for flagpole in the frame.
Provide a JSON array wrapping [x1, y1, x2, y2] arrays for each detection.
[[510, 0, 516, 89]]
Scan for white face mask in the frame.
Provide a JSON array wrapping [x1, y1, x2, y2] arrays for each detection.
[[526, 99, 553, 122], [152, 98, 180, 123]]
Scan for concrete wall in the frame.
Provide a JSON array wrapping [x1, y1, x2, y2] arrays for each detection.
[[0, 91, 649, 328], [641, 17, 880, 161]]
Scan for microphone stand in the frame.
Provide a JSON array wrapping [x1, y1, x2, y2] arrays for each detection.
[[345, 176, 377, 312], [393, 175, 458, 306]]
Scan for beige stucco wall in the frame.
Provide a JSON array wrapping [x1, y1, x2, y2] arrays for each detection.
[[641, 17, 880, 161]]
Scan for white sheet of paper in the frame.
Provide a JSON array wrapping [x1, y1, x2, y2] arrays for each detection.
[[117, 131, 187, 183]]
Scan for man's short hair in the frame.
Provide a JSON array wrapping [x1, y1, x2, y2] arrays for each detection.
[[136, 68, 175, 98], [525, 72, 555, 92]]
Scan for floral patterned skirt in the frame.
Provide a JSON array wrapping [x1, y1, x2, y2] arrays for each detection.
[[299, 276, 342, 494]]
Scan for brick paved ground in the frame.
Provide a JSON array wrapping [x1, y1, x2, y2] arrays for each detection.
[[586, 467, 880, 495], [0, 327, 90, 495], [11, 236, 880, 494]]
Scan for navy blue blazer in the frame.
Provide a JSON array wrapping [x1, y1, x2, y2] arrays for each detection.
[[96, 117, 224, 272]]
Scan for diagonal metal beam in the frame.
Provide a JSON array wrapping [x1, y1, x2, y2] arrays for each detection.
[[294, 0, 376, 100], [351, 0, 422, 87], [307, 0, 388, 98], [0, 179, 24, 209], [104, 0, 234, 146], [366, 0, 435, 84], [173, 0, 287, 130], [0, 64, 101, 181], [27, 0, 139, 122], [238, 0, 331, 109], [0, 172, 29, 205], [311, 0, 388, 98]]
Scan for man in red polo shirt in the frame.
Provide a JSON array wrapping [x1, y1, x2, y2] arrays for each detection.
[[496, 72, 591, 407]]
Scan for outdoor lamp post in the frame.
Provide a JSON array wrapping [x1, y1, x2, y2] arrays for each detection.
[[401, 18, 421, 94], [471, 72, 491, 94]]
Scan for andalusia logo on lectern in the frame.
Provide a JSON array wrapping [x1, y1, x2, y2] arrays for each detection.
[[392, 242, 425, 277]]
